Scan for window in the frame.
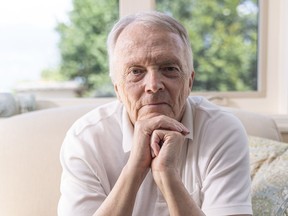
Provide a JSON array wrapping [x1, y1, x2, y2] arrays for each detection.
[[156, 0, 259, 93]]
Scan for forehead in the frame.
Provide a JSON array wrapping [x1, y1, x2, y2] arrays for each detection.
[[113, 23, 185, 64]]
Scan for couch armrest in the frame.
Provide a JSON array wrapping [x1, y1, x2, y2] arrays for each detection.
[[0, 105, 96, 216]]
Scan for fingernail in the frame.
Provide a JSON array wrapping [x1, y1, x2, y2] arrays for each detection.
[[181, 130, 190, 135]]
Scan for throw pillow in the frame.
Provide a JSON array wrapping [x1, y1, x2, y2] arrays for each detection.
[[249, 136, 288, 216]]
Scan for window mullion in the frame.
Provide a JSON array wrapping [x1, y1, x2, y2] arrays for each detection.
[[119, 0, 156, 17]]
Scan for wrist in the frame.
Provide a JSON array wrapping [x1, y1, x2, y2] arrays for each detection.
[[152, 168, 180, 193], [123, 162, 149, 187]]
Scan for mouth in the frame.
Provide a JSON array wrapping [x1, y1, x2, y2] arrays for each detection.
[[143, 102, 168, 107], [137, 102, 173, 120]]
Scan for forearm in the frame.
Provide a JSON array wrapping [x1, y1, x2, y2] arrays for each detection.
[[93, 165, 147, 216], [154, 169, 205, 216]]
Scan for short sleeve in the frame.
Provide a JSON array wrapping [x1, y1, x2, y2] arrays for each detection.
[[58, 130, 108, 216], [200, 113, 253, 215]]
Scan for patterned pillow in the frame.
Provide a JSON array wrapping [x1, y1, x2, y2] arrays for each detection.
[[249, 136, 288, 215]]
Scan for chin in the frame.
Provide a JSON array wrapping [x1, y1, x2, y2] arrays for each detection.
[[137, 111, 175, 121]]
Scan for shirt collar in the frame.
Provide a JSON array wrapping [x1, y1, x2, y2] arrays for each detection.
[[121, 100, 194, 153], [181, 100, 194, 141]]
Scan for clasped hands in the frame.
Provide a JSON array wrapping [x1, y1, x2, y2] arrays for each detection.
[[128, 115, 189, 187]]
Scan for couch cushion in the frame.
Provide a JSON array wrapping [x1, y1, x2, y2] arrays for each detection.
[[0, 105, 96, 216], [249, 136, 288, 215]]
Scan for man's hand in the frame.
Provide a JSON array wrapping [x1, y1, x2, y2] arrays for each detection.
[[150, 129, 187, 193], [150, 129, 186, 171], [127, 115, 189, 177]]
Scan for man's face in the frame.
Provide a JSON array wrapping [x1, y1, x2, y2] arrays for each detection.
[[112, 23, 194, 124]]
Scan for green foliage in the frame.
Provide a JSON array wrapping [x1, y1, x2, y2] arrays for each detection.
[[156, 0, 258, 91], [56, 0, 118, 96]]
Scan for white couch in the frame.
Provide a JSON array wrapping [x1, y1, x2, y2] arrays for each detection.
[[0, 99, 285, 216]]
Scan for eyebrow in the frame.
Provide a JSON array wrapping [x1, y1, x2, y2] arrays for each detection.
[[124, 54, 183, 68]]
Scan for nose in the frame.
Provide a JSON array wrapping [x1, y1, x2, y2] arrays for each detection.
[[144, 70, 164, 94]]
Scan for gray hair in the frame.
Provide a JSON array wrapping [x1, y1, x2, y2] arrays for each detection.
[[107, 11, 194, 82]]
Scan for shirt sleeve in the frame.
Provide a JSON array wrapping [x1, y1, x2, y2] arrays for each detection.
[[199, 112, 252, 215], [58, 129, 109, 216]]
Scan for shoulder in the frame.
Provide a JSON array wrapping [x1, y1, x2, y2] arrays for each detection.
[[61, 100, 124, 160], [188, 96, 241, 124], [188, 96, 246, 142], [68, 100, 123, 136]]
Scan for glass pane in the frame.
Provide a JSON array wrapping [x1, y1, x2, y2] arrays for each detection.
[[156, 0, 258, 92], [0, 0, 72, 92], [56, 0, 119, 97]]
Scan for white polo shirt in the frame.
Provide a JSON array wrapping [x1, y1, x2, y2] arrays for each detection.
[[58, 96, 252, 216]]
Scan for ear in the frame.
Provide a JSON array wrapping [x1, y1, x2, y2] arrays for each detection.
[[189, 70, 195, 90], [114, 84, 122, 102]]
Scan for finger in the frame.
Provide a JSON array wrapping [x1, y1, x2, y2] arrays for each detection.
[[150, 132, 162, 157], [150, 144, 159, 158], [140, 115, 190, 135]]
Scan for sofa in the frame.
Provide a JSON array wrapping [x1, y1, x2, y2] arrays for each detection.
[[0, 99, 287, 216]]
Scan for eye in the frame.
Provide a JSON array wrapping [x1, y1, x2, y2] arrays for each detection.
[[165, 67, 178, 72], [160, 66, 180, 77], [131, 68, 143, 75], [126, 67, 145, 82]]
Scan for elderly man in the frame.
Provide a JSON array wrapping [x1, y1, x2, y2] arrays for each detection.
[[58, 11, 252, 216]]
